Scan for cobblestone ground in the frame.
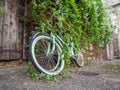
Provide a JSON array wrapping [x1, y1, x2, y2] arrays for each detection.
[[0, 59, 120, 90]]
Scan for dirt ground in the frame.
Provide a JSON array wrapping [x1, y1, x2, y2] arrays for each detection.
[[0, 59, 120, 90]]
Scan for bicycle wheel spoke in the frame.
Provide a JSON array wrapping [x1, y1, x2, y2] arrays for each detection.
[[35, 39, 58, 70]]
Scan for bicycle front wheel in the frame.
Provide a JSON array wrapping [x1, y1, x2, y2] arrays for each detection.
[[29, 35, 64, 75]]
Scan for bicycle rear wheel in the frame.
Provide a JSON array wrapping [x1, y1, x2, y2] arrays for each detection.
[[29, 35, 64, 75], [72, 52, 84, 67]]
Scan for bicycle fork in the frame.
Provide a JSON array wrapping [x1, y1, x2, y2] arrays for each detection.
[[46, 34, 56, 56]]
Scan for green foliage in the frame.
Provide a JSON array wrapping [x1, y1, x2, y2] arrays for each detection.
[[40, 70, 71, 82], [29, 0, 114, 65], [27, 61, 39, 81], [27, 61, 71, 82], [40, 73, 60, 82]]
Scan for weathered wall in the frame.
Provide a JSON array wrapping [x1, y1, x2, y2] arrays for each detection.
[[85, 1, 120, 61], [0, 0, 26, 60], [113, 5, 120, 58], [0, 0, 119, 61]]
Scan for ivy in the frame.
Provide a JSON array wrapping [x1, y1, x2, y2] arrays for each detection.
[[29, 0, 114, 65]]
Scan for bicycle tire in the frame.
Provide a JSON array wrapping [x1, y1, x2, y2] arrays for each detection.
[[74, 52, 84, 67], [29, 35, 65, 75]]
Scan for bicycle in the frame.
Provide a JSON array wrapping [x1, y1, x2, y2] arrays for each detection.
[[29, 31, 84, 75], [29, 9, 84, 75]]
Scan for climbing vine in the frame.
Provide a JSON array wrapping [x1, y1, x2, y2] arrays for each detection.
[[30, 0, 113, 46], [29, 0, 114, 64]]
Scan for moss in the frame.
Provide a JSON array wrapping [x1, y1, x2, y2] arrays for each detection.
[[102, 62, 120, 74]]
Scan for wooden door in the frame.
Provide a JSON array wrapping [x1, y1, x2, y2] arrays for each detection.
[[0, 0, 26, 60]]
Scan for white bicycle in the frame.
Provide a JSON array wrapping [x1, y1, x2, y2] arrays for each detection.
[[29, 31, 84, 75]]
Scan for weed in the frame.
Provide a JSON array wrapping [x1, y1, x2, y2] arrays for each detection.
[[27, 61, 39, 81], [27, 61, 71, 82], [103, 62, 120, 74]]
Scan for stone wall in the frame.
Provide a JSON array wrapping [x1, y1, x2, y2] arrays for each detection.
[[113, 5, 120, 58]]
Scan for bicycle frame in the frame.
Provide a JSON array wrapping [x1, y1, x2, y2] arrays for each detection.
[[30, 31, 76, 58], [50, 32, 75, 57]]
